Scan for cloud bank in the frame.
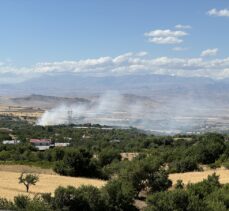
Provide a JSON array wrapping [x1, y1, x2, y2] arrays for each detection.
[[1, 52, 229, 83]]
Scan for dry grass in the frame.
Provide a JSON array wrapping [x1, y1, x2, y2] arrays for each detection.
[[0, 166, 106, 200], [1, 164, 229, 200], [0, 164, 56, 175], [169, 168, 229, 185], [0, 105, 44, 118], [120, 152, 139, 161]]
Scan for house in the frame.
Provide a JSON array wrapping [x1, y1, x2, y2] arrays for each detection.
[[30, 139, 54, 151], [109, 139, 121, 143], [2, 140, 20, 145], [54, 142, 70, 147], [82, 134, 91, 139]]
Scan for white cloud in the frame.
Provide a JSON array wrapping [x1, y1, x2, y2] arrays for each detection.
[[136, 51, 148, 57], [2, 52, 229, 82], [149, 37, 183, 44], [175, 24, 191, 29], [144, 29, 187, 37], [144, 29, 188, 45], [201, 48, 219, 57], [172, 47, 189, 51], [207, 8, 229, 17]]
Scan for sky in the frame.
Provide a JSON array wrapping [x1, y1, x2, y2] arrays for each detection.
[[0, 0, 229, 83]]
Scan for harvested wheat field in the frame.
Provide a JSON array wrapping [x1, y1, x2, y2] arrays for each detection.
[[170, 168, 229, 185], [0, 164, 56, 175], [0, 170, 106, 200]]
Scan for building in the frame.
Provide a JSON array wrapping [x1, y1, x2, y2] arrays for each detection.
[[2, 140, 20, 145], [30, 139, 54, 151], [54, 142, 70, 147]]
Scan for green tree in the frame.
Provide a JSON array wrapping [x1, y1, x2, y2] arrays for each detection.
[[18, 172, 39, 192], [53, 185, 106, 211], [98, 148, 121, 167], [102, 179, 137, 211]]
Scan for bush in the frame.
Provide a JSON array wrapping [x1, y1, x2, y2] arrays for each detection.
[[174, 180, 184, 189], [102, 179, 137, 211], [14, 195, 52, 211], [170, 156, 199, 173], [223, 161, 229, 169], [146, 189, 190, 211], [120, 157, 171, 196], [54, 148, 103, 178], [98, 148, 121, 167], [53, 185, 105, 211], [196, 133, 226, 164], [14, 195, 30, 209], [0, 197, 14, 210], [146, 173, 225, 211]]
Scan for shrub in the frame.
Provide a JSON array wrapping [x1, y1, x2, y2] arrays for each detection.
[[102, 179, 137, 211], [0, 197, 15, 210], [98, 148, 121, 167], [54, 148, 102, 178], [53, 185, 106, 211]]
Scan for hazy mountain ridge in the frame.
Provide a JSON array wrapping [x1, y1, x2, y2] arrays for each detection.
[[1, 73, 228, 98]]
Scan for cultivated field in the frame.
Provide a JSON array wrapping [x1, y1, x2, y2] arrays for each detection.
[[0, 165, 106, 200], [0, 165, 229, 200], [0, 105, 44, 119], [169, 168, 229, 185]]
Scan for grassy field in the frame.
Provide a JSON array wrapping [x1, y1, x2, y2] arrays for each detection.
[[0, 165, 106, 200]]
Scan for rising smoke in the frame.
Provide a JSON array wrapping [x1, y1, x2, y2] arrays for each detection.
[[37, 92, 145, 127], [37, 91, 227, 134]]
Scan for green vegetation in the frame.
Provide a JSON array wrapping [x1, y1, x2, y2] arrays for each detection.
[[1, 116, 229, 210], [18, 173, 39, 192]]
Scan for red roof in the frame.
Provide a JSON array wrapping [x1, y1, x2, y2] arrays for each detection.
[[30, 139, 51, 143]]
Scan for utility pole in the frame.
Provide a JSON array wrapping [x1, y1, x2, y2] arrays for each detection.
[[67, 109, 73, 125]]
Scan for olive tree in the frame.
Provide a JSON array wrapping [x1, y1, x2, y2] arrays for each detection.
[[18, 172, 39, 192]]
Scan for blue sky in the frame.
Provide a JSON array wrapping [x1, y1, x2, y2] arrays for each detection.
[[0, 0, 229, 82]]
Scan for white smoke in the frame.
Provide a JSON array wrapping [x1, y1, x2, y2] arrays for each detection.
[[37, 91, 146, 127], [37, 91, 228, 134]]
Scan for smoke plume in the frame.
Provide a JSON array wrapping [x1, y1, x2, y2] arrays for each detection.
[[37, 91, 228, 134]]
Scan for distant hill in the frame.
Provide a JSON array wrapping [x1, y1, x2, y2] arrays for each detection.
[[0, 73, 229, 107], [11, 94, 90, 109]]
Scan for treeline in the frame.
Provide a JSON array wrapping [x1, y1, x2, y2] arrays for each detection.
[[0, 120, 229, 172], [0, 132, 229, 178]]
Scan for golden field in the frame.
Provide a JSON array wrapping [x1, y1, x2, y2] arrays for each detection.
[[0, 164, 229, 200], [169, 168, 229, 185], [0, 165, 106, 200], [0, 105, 44, 120]]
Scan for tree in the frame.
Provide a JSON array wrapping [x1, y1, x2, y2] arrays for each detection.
[[54, 148, 101, 178], [53, 185, 106, 211], [120, 157, 171, 197], [18, 172, 39, 192], [195, 133, 226, 164], [146, 189, 190, 211], [98, 148, 121, 167], [102, 179, 137, 211]]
